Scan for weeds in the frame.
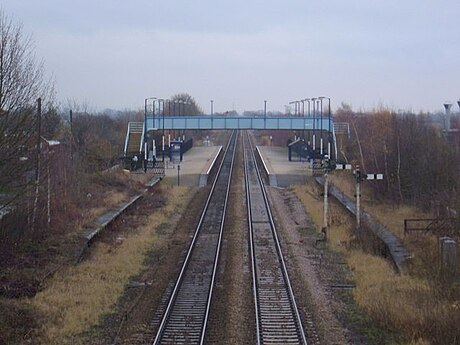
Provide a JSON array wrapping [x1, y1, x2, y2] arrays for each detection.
[[293, 179, 460, 345], [29, 185, 192, 344]]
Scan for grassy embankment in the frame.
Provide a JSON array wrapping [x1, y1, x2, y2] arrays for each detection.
[[30, 184, 192, 344], [292, 173, 460, 345]]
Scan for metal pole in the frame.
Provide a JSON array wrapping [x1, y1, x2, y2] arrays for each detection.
[[323, 156, 329, 233], [355, 165, 361, 229], [300, 100, 305, 140], [69, 109, 73, 160], [324, 172, 328, 230], [144, 98, 148, 153], [311, 98, 316, 152], [444, 103, 452, 132], [177, 164, 180, 186], [289, 101, 295, 116], [305, 99, 310, 145], [161, 99, 165, 161], [319, 97, 324, 155], [211, 100, 214, 115]]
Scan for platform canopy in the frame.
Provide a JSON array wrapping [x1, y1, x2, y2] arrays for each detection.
[[146, 115, 333, 131]]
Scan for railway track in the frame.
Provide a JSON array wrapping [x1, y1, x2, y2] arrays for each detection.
[[152, 131, 237, 345], [244, 131, 308, 345]]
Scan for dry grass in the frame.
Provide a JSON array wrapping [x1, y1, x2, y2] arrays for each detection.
[[348, 251, 460, 344], [292, 181, 355, 252], [292, 179, 460, 345], [30, 185, 192, 344], [328, 173, 429, 239]]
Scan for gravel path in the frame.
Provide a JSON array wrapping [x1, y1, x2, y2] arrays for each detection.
[[267, 186, 362, 345]]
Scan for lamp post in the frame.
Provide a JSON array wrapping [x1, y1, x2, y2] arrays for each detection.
[[320, 96, 331, 157], [264, 100, 267, 117], [444, 102, 452, 132], [319, 97, 326, 155], [157, 99, 165, 161], [311, 97, 317, 152], [289, 101, 297, 116], [304, 98, 311, 116], [211, 100, 214, 115], [304, 98, 311, 145], [144, 97, 156, 164]]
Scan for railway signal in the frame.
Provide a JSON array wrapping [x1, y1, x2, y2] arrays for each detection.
[[335, 163, 352, 170], [322, 160, 352, 238], [353, 165, 383, 229]]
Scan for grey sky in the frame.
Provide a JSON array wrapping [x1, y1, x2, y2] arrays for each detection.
[[2, 1, 459, 113]]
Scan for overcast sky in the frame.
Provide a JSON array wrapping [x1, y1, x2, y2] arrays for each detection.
[[2, 1, 459, 113]]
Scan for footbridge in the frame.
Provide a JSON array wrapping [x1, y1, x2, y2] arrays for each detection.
[[124, 115, 338, 162], [146, 115, 332, 131]]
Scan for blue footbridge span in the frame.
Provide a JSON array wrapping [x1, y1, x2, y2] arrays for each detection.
[[124, 114, 340, 164]]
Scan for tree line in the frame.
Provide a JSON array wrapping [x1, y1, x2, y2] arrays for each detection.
[[0, 10, 206, 240], [335, 104, 460, 216]]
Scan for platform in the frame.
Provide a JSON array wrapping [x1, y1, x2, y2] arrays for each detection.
[[162, 146, 222, 186], [256, 146, 310, 187]]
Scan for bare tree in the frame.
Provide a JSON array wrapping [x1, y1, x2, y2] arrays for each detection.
[[0, 10, 54, 211]]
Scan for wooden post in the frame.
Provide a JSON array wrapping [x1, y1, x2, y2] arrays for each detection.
[[32, 98, 42, 232]]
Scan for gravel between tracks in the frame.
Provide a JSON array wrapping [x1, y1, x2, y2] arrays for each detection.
[[205, 133, 255, 345], [267, 186, 361, 345]]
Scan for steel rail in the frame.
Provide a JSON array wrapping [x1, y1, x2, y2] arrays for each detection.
[[244, 131, 308, 345], [152, 131, 237, 345], [243, 132, 262, 345]]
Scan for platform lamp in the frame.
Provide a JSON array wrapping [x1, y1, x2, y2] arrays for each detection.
[[289, 101, 297, 116], [444, 102, 452, 132], [304, 98, 311, 146], [157, 99, 165, 161], [144, 97, 156, 163], [211, 100, 214, 116], [320, 97, 331, 157], [311, 97, 317, 152]]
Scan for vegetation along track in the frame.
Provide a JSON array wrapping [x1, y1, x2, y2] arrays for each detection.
[[244, 131, 308, 345], [151, 131, 237, 345]]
